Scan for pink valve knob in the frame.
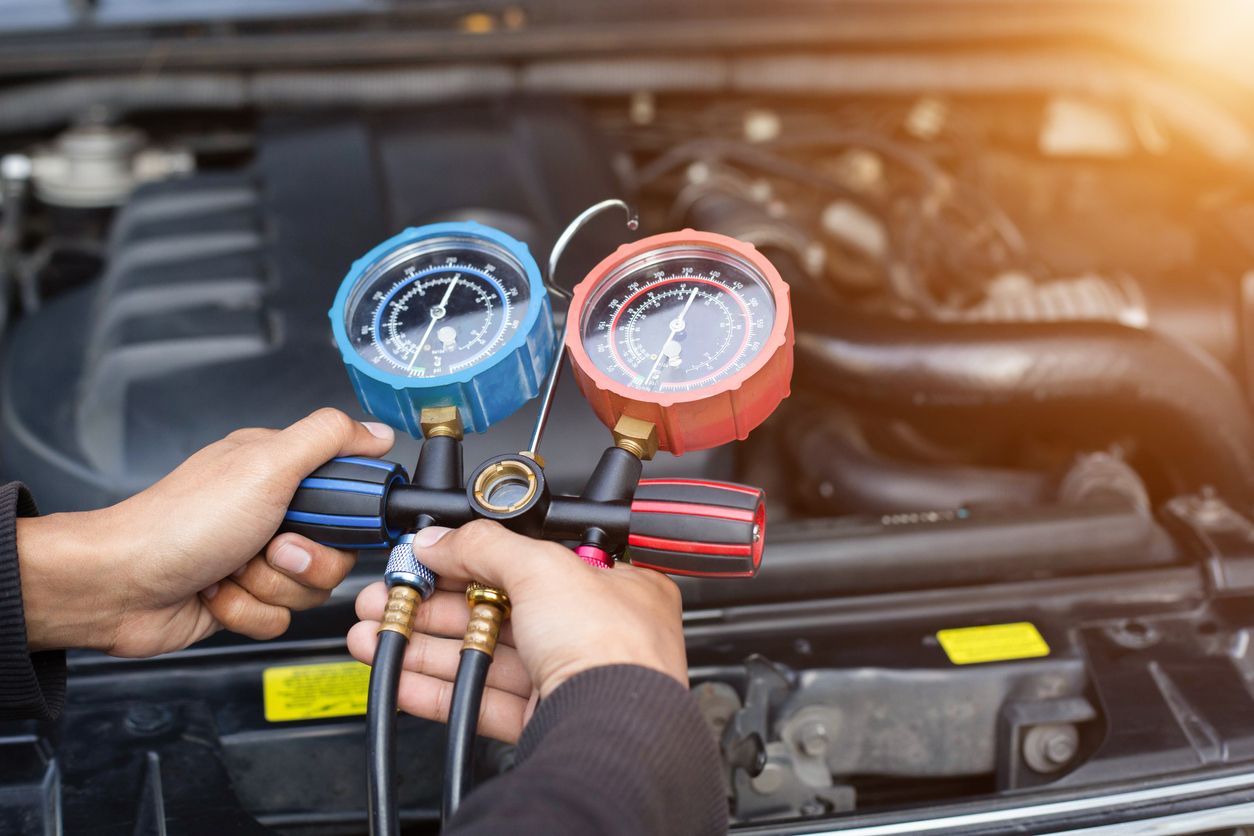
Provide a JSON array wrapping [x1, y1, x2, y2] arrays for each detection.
[[575, 544, 613, 569]]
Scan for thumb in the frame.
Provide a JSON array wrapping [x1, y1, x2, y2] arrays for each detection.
[[266, 408, 396, 484], [414, 520, 571, 591]]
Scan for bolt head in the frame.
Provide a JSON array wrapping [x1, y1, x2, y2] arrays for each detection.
[[1023, 723, 1079, 773], [750, 762, 786, 794], [798, 722, 830, 757], [1044, 734, 1077, 764], [125, 703, 173, 735]]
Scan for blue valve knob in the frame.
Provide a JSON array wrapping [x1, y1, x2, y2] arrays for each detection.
[[330, 222, 555, 436], [281, 457, 408, 550]]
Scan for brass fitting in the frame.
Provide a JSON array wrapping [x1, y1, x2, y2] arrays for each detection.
[[463, 582, 511, 657], [420, 406, 464, 440], [377, 585, 422, 640], [472, 459, 538, 513], [612, 415, 659, 461]]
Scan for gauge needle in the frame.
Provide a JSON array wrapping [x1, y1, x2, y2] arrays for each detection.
[[408, 275, 459, 371], [646, 287, 699, 385]]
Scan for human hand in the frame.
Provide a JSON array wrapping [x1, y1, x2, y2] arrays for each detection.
[[347, 520, 687, 744], [17, 408, 395, 657]]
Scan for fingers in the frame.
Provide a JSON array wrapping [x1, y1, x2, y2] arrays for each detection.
[[200, 579, 291, 640], [347, 620, 532, 697], [347, 617, 534, 741], [266, 533, 357, 590], [615, 561, 684, 612], [265, 408, 396, 483], [396, 669, 530, 743], [355, 582, 390, 620], [409, 521, 577, 591], [231, 534, 356, 610], [354, 583, 516, 645]]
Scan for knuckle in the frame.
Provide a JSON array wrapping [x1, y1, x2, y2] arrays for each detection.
[[295, 588, 331, 610], [655, 573, 681, 600], [410, 597, 441, 634], [243, 445, 282, 475], [250, 609, 291, 640], [217, 591, 252, 628], [409, 602, 431, 634], [224, 427, 257, 444], [432, 680, 453, 723], [311, 407, 355, 440], [356, 581, 383, 621], [456, 518, 504, 548], [410, 634, 431, 673], [250, 569, 288, 602], [323, 551, 357, 586]]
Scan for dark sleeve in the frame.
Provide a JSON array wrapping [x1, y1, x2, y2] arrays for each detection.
[[0, 482, 66, 721], [446, 664, 728, 836]]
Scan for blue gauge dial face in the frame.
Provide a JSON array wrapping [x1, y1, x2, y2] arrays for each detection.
[[344, 236, 532, 379]]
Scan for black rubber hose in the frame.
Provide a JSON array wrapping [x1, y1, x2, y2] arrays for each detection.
[[442, 648, 492, 825], [367, 630, 407, 836], [793, 299, 1254, 503], [677, 498, 1175, 607], [784, 410, 1052, 514]]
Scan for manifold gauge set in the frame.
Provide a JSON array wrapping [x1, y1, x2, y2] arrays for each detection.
[[278, 202, 795, 835]]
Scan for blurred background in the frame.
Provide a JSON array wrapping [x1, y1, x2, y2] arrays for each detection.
[[4, 2, 1254, 833]]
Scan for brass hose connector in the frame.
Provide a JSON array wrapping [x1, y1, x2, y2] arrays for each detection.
[[463, 582, 511, 657], [612, 415, 659, 461], [420, 405, 464, 440], [378, 585, 422, 640]]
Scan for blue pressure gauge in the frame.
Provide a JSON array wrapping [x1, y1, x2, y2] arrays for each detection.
[[330, 222, 555, 436]]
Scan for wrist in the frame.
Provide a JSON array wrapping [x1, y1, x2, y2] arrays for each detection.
[[16, 510, 124, 652], [538, 647, 688, 700]]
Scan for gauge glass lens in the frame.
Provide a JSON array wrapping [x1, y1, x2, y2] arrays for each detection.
[[344, 235, 531, 379], [579, 245, 776, 393]]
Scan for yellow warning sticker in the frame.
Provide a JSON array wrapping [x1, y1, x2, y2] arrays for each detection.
[[936, 622, 1050, 666], [262, 661, 371, 722]]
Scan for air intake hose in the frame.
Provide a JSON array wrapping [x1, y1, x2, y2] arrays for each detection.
[[794, 299, 1254, 502]]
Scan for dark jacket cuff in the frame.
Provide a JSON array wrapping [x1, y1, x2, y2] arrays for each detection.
[[0, 482, 66, 721], [513, 664, 728, 835]]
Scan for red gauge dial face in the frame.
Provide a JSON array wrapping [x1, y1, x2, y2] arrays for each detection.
[[579, 245, 777, 393]]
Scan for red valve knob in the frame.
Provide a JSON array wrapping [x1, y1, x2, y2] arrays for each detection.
[[626, 478, 765, 578]]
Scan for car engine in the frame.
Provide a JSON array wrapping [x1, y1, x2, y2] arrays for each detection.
[[4, 3, 1254, 832]]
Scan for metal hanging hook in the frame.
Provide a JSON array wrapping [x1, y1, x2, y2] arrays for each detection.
[[544, 198, 637, 300], [529, 199, 637, 456]]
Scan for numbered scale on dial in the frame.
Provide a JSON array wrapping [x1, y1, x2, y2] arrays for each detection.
[[331, 222, 554, 436], [566, 230, 794, 455], [579, 248, 777, 393]]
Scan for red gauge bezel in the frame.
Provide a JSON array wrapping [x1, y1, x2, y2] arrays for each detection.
[[565, 230, 794, 454]]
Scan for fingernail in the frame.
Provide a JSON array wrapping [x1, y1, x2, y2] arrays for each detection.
[[232, 564, 248, 578], [362, 421, 394, 440], [414, 526, 451, 548], [202, 583, 219, 600], [271, 542, 312, 574]]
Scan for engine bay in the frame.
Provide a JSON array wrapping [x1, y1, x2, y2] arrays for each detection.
[[4, 8, 1254, 831]]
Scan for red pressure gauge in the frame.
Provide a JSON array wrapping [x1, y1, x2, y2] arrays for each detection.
[[565, 230, 794, 455]]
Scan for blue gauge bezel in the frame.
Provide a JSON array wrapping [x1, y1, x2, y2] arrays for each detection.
[[329, 221, 547, 391]]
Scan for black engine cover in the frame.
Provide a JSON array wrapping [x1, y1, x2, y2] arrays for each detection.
[[1, 101, 726, 511]]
